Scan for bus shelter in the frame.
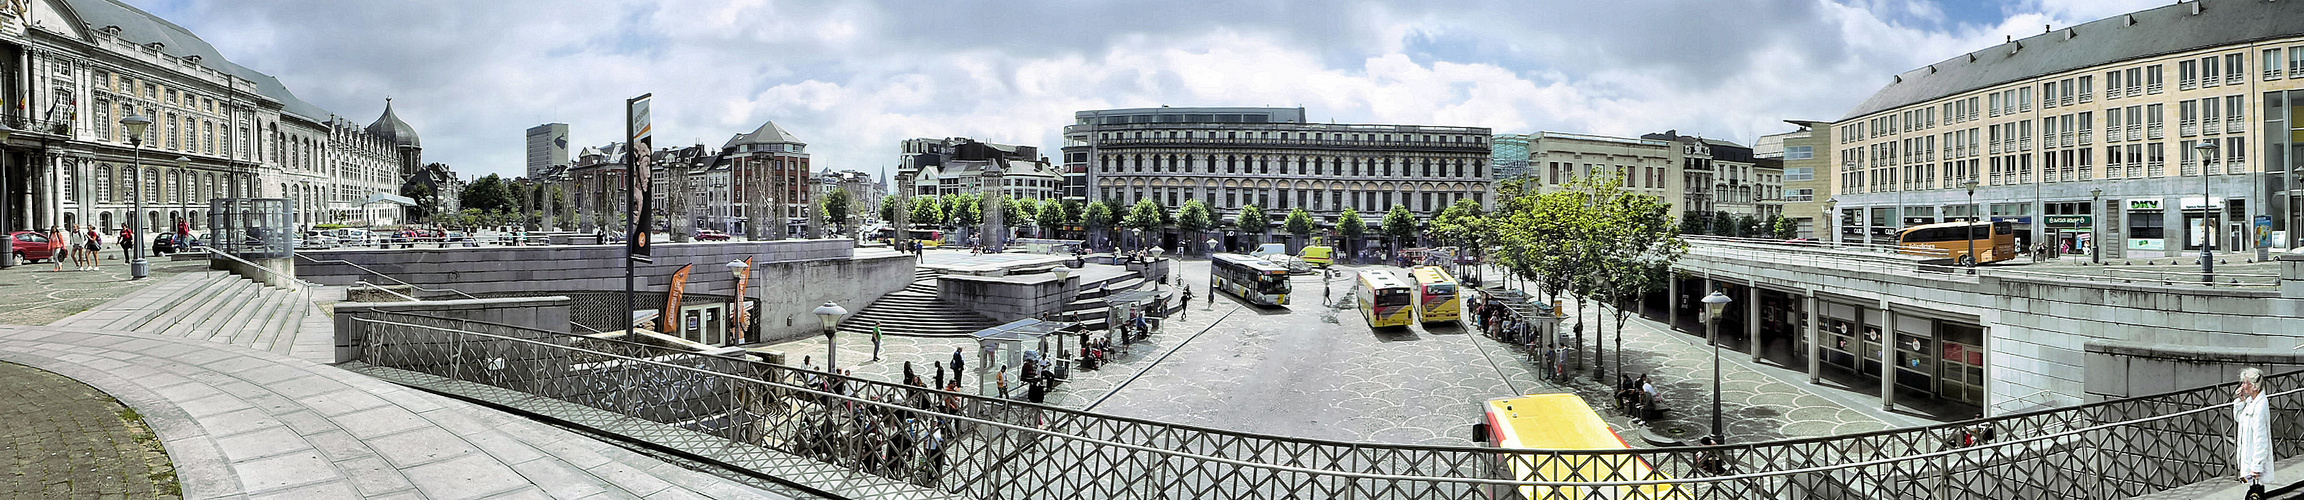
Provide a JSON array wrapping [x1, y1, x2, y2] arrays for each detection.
[[1102, 289, 1168, 335], [970, 319, 1077, 400]]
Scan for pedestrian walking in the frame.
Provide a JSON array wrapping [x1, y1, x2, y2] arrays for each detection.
[[47, 226, 67, 272], [2235, 367, 2273, 497], [933, 361, 945, 392], [117, 227, 133, 262], [872, 321, 885, 362], [84, 226, 103, 270], [996, 366, 1009, 400]]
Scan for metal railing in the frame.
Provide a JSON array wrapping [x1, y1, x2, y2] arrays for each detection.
[[294, 253, 477, 300], [348, 312, 2304, 500], [199, 246, 318, 290]]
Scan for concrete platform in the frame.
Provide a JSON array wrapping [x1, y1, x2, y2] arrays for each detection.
[[916, 250, 1072, 276], [0, 325, 787, 499]]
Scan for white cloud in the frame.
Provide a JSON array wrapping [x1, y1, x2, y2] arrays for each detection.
[[118, 0, 2162, 182]]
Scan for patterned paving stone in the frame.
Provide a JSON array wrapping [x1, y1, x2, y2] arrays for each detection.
[[0, 361, 178, 499]]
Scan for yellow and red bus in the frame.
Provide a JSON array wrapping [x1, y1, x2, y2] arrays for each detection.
[[1896, 220, 2016, 266], [1355, 270, 1416, 328], [1477, 394, 1676, 499], [1410, 266, 1461, 324], [1211, 253, 1291, 306]]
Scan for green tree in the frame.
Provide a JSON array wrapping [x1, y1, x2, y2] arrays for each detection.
[[945, 193, 982, 227], [1083, 200, 1116, 249], [1711, 210, 1736, 236], [1679, 211, 1708, 236], [909, 195, 942, 227], [1767, 215, 1794, 239], [1337, 208, 1365, 261], [401, 182, 438, 222], [820, 189, 851, 235], [1036, 199, 1068, 238], [1587, 180, 1687, 381], [1177, 199, 1213, 254], [880, 194, 900, 223], [1380, 205, 1418, 252], [1235, 204, 1269, 245], [1007, 198, 1038, 232], [1123, 198, 1166, 249], [1284, 207, 1315, 250], [1428, 197, 1487, 250], [459, 174, 517, 214]]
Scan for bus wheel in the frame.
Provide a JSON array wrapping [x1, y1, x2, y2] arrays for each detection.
[[1958, 255, 1975, 266]]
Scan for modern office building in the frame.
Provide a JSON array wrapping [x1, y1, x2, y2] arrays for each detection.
[[1064, 106, 1491, 248], [1826, 0, 2304, 258], [1763, 122, 1833, 238], [525, 123, 570, 179]]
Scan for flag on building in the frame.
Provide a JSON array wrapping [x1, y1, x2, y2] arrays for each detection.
[[659, 263, 691, 333]]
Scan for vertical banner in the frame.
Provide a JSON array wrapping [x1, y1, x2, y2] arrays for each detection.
[[659, 263, 692, 333], [732, 257, 753, 343], [627, 94, 655, 258]]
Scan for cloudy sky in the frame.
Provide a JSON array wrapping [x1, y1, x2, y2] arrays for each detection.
[[125, 0, 2167, 182]]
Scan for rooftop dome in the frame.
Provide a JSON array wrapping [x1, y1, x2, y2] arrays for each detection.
[[366, 98, 420, 148]]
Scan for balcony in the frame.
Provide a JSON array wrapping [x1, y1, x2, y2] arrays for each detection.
[[2128, 86, 2143, 97], [2080, 92, 2093, 103], [2203, 76, 2220, 88], [2229, 120, 2247, 134], [2147, 160, 2165, 176], [2147, 82, 2164, 94], [2182, 160, 2199, 176], [2127, 125, 2142, 141], [2292, 67, 2304, 79], [2269, 69, 2285, 81], [2203, 117, 2221, 135], [2147, 126, 2164, 140], [2020, 138, 2032, 151], [2228, 73, 2244, 85], [2180, 120, 2197, 137], [2060, 133, 2074, 148], [2080, 130, 2093, 145], [2060, 95, 2073, 107], [2179, 79, 2196, 91]]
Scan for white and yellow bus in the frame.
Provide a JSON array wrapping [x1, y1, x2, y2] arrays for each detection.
[[1410, 266, 1461, 324], [1211, 253, 1292, 306], [1477, 394, 1676, 499], [1355, 270, 1416, 328]]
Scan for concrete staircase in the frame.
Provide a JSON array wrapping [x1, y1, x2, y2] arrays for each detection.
[[836, 268, 1001, 337], [53, 270, 335, 362]]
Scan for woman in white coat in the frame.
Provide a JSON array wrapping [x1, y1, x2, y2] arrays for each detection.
[[2235, 367, 2273, 494]]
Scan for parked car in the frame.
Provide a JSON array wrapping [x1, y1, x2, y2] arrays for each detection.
[[9, 231, 57, 263], [695, 230, 732, 241]]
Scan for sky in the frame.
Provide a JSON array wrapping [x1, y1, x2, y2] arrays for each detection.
[[120, 0, 2170, 184]]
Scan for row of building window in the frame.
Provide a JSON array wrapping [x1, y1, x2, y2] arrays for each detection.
[[1097, 130, 1484, 146], [1097, 153, 1484, 178], [1837, 137, 2251, 195], [1099, 186, 1481, 215]]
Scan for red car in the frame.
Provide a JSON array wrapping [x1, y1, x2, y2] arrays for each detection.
[[9, 231, 58, 263]]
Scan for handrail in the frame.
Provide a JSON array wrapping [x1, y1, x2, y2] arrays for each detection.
[[346, 281, 420, 302], [294, 253, 477, 300], [353, 314, 2304, 492], [199, 247, 318, 290]]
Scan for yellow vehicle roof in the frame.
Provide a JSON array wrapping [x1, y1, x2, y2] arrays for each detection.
[[1484, 394, 1623, 450]]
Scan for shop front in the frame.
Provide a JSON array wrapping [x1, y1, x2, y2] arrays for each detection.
[[1815, 299, 1986, 408], [2125, 198, 2168, 256], [2044, 214, 2092, 256]]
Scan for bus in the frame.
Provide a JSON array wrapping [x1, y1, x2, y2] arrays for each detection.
[[1410, 266, 1461, 324], [877, 226, 945, 248], [1355, 270, 1416, 328], [1210, 253, 1292, 306], [1897, 220, 2016, 265], [1476, 394, 1675, 499]]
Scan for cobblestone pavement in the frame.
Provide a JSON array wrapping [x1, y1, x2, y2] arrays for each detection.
[[0, 255, 207, 326], [765, 258, 1908, 448], [0, 360, 180, 499]]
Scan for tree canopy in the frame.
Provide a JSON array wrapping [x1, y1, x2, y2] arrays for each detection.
[[1284, 207, 1315, 238], [1380, 205, 1418, 248], [1236, 204, 1269, 234]]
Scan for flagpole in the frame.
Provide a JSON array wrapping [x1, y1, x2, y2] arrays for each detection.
[[624, 95, 640, 333]]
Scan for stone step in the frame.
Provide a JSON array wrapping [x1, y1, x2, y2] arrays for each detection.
[[256, 290, 312, 354], [224, 287, 294, 349], [195, 281, 270, 343], [119, 272, 241, 333], [168, 279, 261, 339], [96, 271, 233, 332]]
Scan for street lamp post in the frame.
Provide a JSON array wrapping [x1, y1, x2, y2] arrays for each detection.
[[813, 302, 847, 373], [726, 260, 750, 343], [1963, 180, 1980, 274], [121, 114, 152, 279], [1822, 197, 1837, 246], [2195, 141, 2219, 283], [174, 156, 189, 240], [1205, 237, 1218, 257], [1702, 290, 1733, 441], [2090, 188, 2103, 264]]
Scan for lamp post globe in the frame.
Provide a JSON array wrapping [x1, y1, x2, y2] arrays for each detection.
[[121, 114, 153, 279], [1206, 238, 1219, 256], [813, 302, 847, 372], [1701, 290, 1733, 441], [2194, 141, 2219, 283]]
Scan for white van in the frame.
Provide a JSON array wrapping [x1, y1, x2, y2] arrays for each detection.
[[1249, 243, 1287, 258]]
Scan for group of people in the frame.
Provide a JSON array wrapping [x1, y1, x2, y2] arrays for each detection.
[[789, 355, 956, 486], [1615, 373, 1664, 421], [39, 225, 116, 271]]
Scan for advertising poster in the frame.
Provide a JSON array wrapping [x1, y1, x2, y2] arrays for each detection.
[[627, 94, 654, 258]]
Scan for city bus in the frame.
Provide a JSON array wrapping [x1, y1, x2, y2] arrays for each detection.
[[1477, 393, 1676, 499], [877, 226, 945, 248], [1896, 220, 2016, 265], [1210, 253, 1292, 306], [1410, 266, 1461, 324], [1354, 270, 1416, 328]]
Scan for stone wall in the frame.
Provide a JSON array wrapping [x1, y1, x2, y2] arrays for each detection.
[[938, 273, 1072, 323], [301, 240, 914, 345], [2083, 340, 2304, 401]]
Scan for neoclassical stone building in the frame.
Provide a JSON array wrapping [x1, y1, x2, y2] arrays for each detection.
[[1062, 107, 1492, 231], [0, 0, 417, 242]]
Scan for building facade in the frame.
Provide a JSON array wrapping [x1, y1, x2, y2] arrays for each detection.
[[0, 0, 440, 246], [725, 121, 810, 239], [1828, 0, 2304, 258], [1763, 121, 1832, 238], [811, 168, 882, 227], [901, 137, 1059, 201], [1516, 132, 1683, 212], [525, 122, 568, 180], [1065, 106, 1493, 234]]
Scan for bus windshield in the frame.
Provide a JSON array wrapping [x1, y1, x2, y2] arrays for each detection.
[[1373, 289, 1411, 307], [1424, 284, 1456, 296], [1257, 273, 1291, 294]]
